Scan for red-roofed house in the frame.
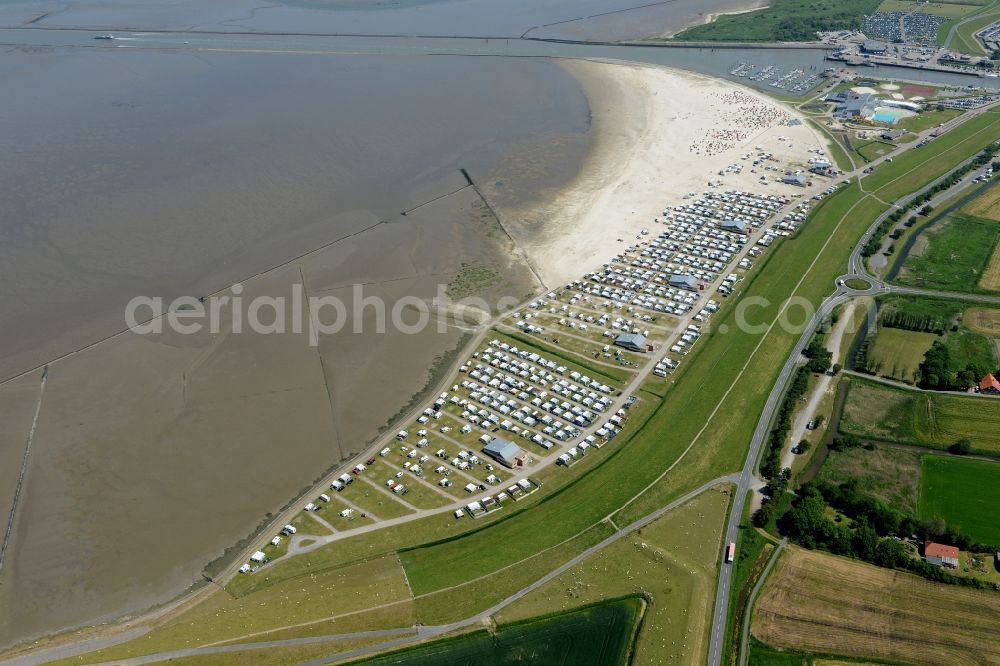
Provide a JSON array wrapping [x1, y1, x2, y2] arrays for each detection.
[[979, 373, 1000, 394], [925, 542, 960, 568]]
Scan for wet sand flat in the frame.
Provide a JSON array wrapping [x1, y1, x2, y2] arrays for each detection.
[[0, 49, 589, 383], [2, 0, 771, 41], [0, 47, 583, 647], [0, 371, 44, 563]]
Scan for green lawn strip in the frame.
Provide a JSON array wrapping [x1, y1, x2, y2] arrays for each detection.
[[895, 108, 964, 133], [307, 495, 375, 530], [51, 555, 411, 665], [338, 479, 414, 520], [210, 601, 416, 646], [919, 456, 1000, 544], [412, 522, 616, 625], [494, 486, 732, 666], [864, 110, 1000, 201], [289, 510, 332, 537], [856, 139, 895, 163], [104, 640, 395, 666]]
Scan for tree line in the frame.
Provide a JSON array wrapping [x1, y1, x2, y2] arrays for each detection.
[[760, 477, 1000, 590]]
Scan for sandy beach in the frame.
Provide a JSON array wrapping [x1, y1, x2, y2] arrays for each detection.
[[497, 58, 833, 289]]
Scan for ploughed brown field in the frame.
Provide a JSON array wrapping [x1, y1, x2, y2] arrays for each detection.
[[752, 547, 1000, 665]]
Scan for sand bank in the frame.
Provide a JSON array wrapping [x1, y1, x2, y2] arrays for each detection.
[[497, 59, 833, 289], [657, 0, 772, 38]]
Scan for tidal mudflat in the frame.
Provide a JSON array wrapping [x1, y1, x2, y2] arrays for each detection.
[[0, 46, 590, 647]]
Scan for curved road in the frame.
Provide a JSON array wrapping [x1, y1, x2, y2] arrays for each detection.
[[707, 100, 1000, 666]]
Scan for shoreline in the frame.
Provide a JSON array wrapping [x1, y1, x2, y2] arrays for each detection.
[[657, 0, 772, 40], [500, 57, 834, 291]]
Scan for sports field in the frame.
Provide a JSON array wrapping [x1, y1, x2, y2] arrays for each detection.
[[901, 84, 938, 98], [752, 547, 1000, 664], [919, 456, 1000, 544], [895, 212, 1000, 293], [865, 328, 937, 383], [840, 377, 1000, 454], [352, 597, 643, 666]]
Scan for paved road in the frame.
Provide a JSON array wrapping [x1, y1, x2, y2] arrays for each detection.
[[779, 302, 856, 472], [706, 101, 1000, 666], [72, 475, 738, 666]]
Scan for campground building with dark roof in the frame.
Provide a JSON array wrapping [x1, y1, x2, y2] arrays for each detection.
[[720, 219, 747, 234], [614, 332, 648, 353], [482, 438, 525, 468], [669, 274, 698, 290]]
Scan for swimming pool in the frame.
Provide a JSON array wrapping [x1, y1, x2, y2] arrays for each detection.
[[871, 107, 913, 124]]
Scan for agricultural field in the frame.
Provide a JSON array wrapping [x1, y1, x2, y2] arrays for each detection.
[[964, 306, 1000, 337], [816, 445, 922, 514], [981, 244, 1000, 290], [496, 486, 731, 666], [355, 597, 643, 666], [671, 0, 882, 41], [752, 547, 1000, 664], [865, 296, 997, 381], [963, 180, 1000, 222], [919, 456, 1000, 544], [864, 327, 937, 383], [894, 212, 1000, 293], [839, 377, 1000, 454]]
